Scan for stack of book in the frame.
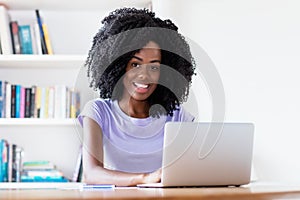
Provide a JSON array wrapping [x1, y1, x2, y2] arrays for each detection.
[[0, 80, 81, 119], [21, 161, 68, 182], [0, 5, 52, 55]]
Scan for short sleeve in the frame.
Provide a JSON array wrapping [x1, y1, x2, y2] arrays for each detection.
[[77, 99, 104, 128]]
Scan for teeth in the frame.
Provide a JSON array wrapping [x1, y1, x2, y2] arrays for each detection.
[[134, 82, 149, 88]]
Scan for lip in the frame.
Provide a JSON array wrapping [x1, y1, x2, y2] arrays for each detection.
[[133, 82, 150, 93]]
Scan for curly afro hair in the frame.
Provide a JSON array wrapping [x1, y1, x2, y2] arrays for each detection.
[[85, 7, 196, 117]]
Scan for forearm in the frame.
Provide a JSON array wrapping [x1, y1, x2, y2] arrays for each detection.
[[83, 165, 146, 186]]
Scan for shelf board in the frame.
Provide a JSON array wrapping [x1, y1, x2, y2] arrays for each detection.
[[0, 55, 85, 68], [1, 0, 151, 11], [0, 118, 79, 126]]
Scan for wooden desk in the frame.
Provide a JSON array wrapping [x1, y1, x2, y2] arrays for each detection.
[[1, 183, 300, 200]]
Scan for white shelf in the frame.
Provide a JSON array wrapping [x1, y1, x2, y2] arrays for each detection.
[[0, 0, 151, 11], [0, 118, 79, 126], [0, 55, 85, 68]]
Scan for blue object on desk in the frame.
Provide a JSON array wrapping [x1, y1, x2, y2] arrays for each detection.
[[81, 184, 115, 190]]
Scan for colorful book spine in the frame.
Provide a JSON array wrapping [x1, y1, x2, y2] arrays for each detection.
[[18, 25, 33, 54], [0, 81, 80, 119], [35, 10, 48, 54], [25, 88, 32, 118], [11, 144, 23, 182], [20, 87, 26, 118], [15, 85, 21, 118], [75, 91, 81, 117], [9, 21, 21, 54], [70, 88, 76, 118], [10, 85, 16, 118], [34, 86, 41, 118], [30, 86, 36, 118], [0, 139, 9, 182], [0, 139, 3, 181], [42, 24, 53, 54], [44, 87, 49, 118]]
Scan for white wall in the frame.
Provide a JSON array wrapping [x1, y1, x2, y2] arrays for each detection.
[[153, 0, 300, 183]]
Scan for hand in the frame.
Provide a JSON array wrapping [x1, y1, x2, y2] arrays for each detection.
[[143, 168, 161, 184]]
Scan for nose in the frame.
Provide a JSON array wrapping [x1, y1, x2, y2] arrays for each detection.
[[137, 65, 149, 79]]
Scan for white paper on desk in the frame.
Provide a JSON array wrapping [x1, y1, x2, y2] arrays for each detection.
[[0, 182, 84, 190]]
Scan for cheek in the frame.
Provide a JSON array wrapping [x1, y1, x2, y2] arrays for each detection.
[[151, 72, 160, 83], [123, 71, 133, 83]]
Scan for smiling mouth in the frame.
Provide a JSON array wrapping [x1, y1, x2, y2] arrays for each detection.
[[133, 82, 150, 89]]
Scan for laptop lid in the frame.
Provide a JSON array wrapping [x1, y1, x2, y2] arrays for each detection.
[[139, 122, 254, 187]]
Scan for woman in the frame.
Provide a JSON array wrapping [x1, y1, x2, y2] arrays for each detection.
[[78, 7, 196, 186]]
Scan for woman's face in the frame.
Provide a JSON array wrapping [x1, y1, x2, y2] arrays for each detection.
[[122, 41, 161, 101]]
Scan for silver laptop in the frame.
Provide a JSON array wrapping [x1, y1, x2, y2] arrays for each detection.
[[138, 122, 254, 188]]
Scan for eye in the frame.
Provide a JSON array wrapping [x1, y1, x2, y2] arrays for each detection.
[[131, 63, 141, 68], [149, 65, 160, 71]]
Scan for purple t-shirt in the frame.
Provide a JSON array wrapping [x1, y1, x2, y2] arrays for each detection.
[[78, 98, 194, 173]]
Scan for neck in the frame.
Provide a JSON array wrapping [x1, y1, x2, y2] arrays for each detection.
[[118, 97, 150, 118]]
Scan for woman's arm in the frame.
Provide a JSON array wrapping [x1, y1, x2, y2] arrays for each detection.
[[82, 116, 161, 186]]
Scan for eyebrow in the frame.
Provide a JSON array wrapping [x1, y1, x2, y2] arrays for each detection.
[[132, 55, 161, 63]]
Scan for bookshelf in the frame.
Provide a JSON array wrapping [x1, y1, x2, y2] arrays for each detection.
[[0, 55, 85, 68], [0, 0, 151, 181]]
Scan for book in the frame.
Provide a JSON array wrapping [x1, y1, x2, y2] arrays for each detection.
[[75, 91, 81, 117], [5, 82, 11, 118], [66, 88, 71, 118], [0, 38, 2, 54], [0, 139, 3, 181], [22, 169, 63, 177], [34, 86, 41, 118], [18, 25, 33, 54], [30, 86, 36, 118], [15, 84, 21, 118], [72, 145, 82, 182], [35, 9, 48, 54], [48, 87, 55, 118], [0, 80, 3, 118], [54, 85, 67, 118], [32, 21, 43, 55], [24, 87, 32, 118], [8, 143, 13, 182], [44, 87, 49, 118], [11, 144, 24, 182], [21, 175, 68, 182], [9, 21, 21, 54], [21, 161, 68, 183], [20, 87, 25, 118], [0, 5, 13, 54], [22, 161, 55, 170], [42, 23, 53, 54], [10, 84, 16, 118], [70, 88, 76, 118], [39, 87, 46, 118], [0, 139, 9, 182]]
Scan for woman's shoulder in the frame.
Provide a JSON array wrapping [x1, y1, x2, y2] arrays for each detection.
[[78, 98, 114, 126], [85, 98, 113, 109], [81, 98, 115, 117]]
